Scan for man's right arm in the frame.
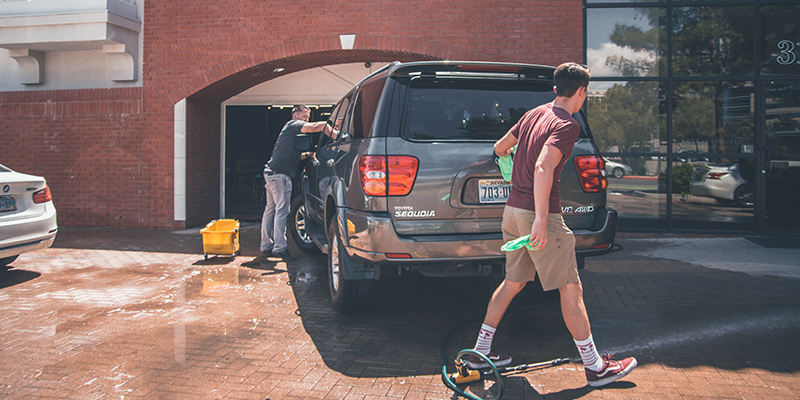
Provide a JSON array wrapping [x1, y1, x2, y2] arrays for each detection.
[[300, 121, 327, 133]]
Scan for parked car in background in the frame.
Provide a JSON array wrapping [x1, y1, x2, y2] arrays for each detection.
[[676, 149, 710, 163], [690, 162, 753, 207], [290, 61, 617, 312], [604, 158, 633, 179], [0, 164, 58, 268]]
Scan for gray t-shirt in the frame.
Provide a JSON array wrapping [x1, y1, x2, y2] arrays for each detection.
[[266, 119, 305, 178]]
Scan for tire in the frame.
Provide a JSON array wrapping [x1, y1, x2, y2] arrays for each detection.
[[612, 167, 625, 179], [327, 219, 372, 313], [734, 184, 754, 207], [1, 255, 19, 268], [290, 196, 321, 254]]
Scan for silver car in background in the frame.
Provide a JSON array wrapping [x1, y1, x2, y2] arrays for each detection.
[[690, 162, 753, 207], [604, 158, 634, 178], [0, 164, 58, 268]]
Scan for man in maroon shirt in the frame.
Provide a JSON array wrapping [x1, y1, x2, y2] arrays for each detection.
[[467, 63, 637, 388]]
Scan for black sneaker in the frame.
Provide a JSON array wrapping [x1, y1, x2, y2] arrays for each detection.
[[272, 249, 297, 261], [466, 351, 512, 369]]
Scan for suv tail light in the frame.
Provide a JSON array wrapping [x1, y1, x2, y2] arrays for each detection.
[[359, 156, 419, 196], [574, 156, 608, 192], [33, 185, 52, 204]]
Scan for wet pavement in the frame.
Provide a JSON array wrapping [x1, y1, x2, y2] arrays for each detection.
[[1, 223, 799, 399]]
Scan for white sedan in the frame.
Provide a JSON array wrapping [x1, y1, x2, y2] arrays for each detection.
[[0, 164, 58, 268], [604, 158, 634, 179]]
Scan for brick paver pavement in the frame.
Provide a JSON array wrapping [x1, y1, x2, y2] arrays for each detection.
[[1, 224, 798, 399]]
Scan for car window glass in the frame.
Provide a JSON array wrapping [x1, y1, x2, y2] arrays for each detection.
[[352, 77, 387, 139], [402, 79, 557, 141], [320, 95, 350, 147]]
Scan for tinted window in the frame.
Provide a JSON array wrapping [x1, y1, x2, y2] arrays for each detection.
[[320, 95, 351, 147], [352, 77, 386, 139], [402, 79, 556, 141]]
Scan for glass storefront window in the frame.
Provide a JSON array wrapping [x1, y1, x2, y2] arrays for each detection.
[[609, 156, 667, 229], [672, 7, 754, 77], [765, 82, 800, 228], [672, 81, 754, 155], [588, 81, 665, 153], [586, 0, 662, 3], [761, 4, 800, 76], [587, 8, 665, 77], [672, 157, 755, 230]]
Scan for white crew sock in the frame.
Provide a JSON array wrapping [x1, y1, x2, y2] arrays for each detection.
[[474, 323, 496, 355], [574, 335, 604, 371]]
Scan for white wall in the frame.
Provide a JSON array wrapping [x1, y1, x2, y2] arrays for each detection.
[[224, 62, 389, 106]]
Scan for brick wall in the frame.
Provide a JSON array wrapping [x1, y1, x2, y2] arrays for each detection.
[[2, 0, 583, 229]]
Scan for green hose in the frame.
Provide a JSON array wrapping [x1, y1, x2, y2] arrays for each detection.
[[440, 299, 559, 400], [441, 349, 503, 400]]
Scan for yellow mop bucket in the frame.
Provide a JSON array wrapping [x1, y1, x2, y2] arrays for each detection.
[[200, 219, 240, 260]]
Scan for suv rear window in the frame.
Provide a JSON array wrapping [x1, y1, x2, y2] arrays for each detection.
[[402, 79, 561, 141]]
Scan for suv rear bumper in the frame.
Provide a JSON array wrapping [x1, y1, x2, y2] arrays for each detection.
[[341, 206, 617, 269]]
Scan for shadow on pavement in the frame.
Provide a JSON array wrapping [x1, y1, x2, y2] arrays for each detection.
[[0, 267, 41, 289], [284, 238, 800, 385]]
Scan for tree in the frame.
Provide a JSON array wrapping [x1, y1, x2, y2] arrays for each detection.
[[602, 6, 755, 154]]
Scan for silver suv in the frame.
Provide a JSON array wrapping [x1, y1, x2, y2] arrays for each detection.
[[292, 61, 617, 312]]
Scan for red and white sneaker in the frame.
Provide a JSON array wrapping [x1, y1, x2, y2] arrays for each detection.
[[466, 351, 512, 369], [585, 354, 637, 387]]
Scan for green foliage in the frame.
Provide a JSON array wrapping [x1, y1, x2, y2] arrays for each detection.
[[672, 163, 695, 195]]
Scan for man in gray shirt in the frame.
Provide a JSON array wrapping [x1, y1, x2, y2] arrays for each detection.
[[261, 105, 336, 260]]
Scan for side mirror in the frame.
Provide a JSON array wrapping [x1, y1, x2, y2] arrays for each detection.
[[293, 135, 313, 152]]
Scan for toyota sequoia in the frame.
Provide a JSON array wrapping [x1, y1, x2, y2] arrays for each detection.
[[291, 61, 617, 312]]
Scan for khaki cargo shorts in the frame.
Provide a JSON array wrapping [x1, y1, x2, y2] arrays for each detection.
[[502, 206, 579, 291]]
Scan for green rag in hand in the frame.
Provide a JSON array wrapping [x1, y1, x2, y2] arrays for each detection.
[[497, 155, 513, 182], [500, 234, 539, 252]]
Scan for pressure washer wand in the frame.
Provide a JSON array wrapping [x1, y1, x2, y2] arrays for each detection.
[[449, 357, 572, 384], [487, 357, 571, 376]]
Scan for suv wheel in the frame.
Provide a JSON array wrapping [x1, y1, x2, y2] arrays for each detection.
[[290, 196, 321, 254], [327, 219, 372, 313]]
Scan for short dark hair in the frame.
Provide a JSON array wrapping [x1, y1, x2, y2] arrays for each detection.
[[292, 105, 310, 116], [553, 63, 591, 98]]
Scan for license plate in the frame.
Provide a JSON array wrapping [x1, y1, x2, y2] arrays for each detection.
[[479, 179, 511, 203], [0, 195, 16, 213]]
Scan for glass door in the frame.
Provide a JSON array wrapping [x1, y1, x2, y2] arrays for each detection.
[[763, 81, 800, 231]]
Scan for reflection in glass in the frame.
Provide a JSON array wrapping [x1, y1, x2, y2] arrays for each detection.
[[588, 81, 664, 153], [586, 0, 664, 5], [761, 5, 800, 75], [672, 157, 754, 230], [672, 81, 754, 155], [765, 82, 800, 228], [587, 8, 665, 77], [607, 156, 666, 227], [672, 7, 754, 77]]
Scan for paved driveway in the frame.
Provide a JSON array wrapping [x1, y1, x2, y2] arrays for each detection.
[[1, 224, 799, 399]]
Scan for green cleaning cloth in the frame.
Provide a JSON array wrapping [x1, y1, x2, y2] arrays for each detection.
[[500, 234, 539, 252], [496, 145, 516, 182]]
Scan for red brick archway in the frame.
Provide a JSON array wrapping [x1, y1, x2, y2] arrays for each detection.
[[175, 36, 495, 228], [167, 35, 495, 106]]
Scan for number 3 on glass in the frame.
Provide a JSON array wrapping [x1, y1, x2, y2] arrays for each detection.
[[777, 40, 798, 65]]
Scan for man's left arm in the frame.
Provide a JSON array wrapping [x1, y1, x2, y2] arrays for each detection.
[[528, 144, 563, 250]]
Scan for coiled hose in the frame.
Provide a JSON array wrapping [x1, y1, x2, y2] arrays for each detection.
[[440, 299, 559, 400]]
